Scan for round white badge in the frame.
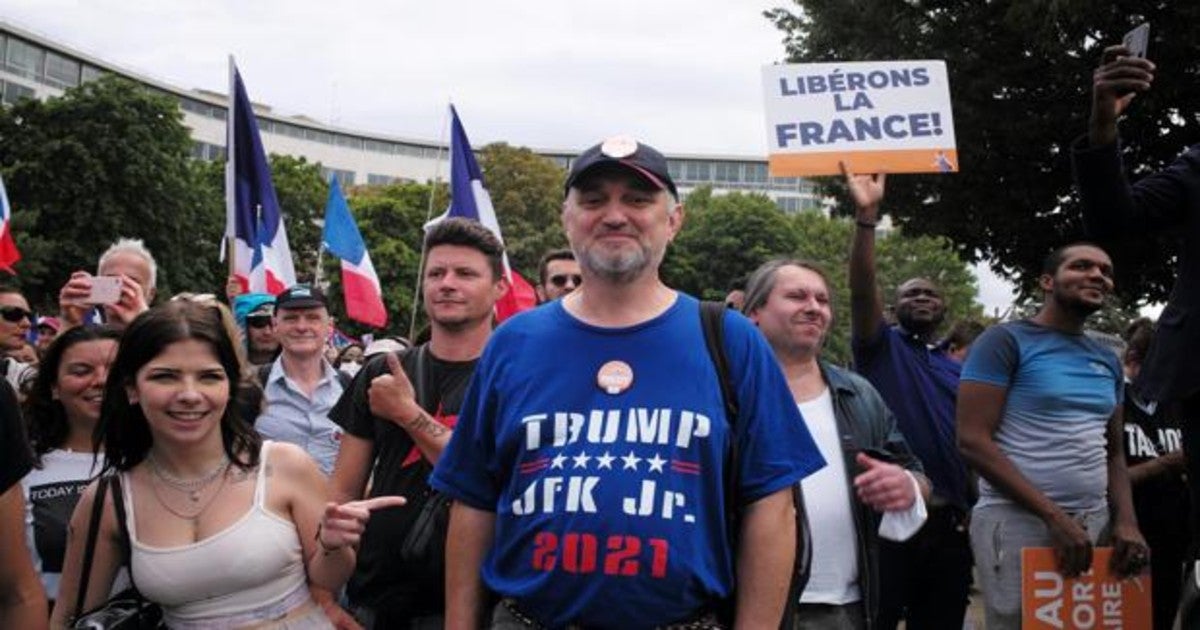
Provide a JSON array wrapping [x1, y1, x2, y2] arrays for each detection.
[[597, 360, 634, 395], [600, 135, 638, 159]]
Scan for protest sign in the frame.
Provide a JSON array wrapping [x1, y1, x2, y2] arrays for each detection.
[[1021, 547, 1151, 629], [762, 60, 958, 176]]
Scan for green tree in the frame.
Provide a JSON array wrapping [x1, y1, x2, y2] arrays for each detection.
[[664, 188, 801, 299], [765, 1, 1200, 305], [271, 155, 328, 282], [477, 143, 567, 279], [664, 189, 981, 364], [0, 75, 222, 308]]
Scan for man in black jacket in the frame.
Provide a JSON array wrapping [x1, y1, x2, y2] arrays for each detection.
[[744, 258, 929, 630]]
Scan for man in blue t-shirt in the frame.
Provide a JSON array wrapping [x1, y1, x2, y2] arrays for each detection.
[[844, 166, 974, 629], [958, 243, 1148, 630], [431, 136, 824, 629]]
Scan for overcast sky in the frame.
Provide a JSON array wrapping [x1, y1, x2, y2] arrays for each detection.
[[1, 0, 1019, 309]]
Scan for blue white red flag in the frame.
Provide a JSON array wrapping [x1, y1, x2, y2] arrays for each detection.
[[224, 59, 296, 295], [433, 105, 536, 322], [0, 174, 20, 274], [322, 177, 388, 328]]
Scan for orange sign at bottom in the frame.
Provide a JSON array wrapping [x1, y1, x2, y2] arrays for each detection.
[[1021, 547, 1151, 629]]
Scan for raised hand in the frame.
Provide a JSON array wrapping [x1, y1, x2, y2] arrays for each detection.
[[840, 161, 886, 223], [1089, 44, 1155, 146], [368, 352, 420, 425]]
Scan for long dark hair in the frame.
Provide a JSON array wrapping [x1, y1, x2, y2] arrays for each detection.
[[24, 325, 122, 464], [98, 300, 261, 472]]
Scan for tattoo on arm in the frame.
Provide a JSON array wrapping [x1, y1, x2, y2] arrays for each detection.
[[401, 409, 450, 438]]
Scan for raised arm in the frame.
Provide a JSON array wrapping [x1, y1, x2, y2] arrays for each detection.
[[368, 353, 452, 464], [843, 162, 887, 342], [1088, 44, 1155, 148]]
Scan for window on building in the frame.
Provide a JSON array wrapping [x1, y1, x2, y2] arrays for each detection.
[[367, 173, 397, 186], [2, 80, 34, 105], [666, 160, 684, 182], [322, 167, 356, 188], [5, 38, 43, 80], [744, 163, 767, 184], [43, 52, 80, 88], [80, 64, 104, 84], [305, 128, 333, 144], [775, 197, 802, 213], [684, 161, 710, 182]]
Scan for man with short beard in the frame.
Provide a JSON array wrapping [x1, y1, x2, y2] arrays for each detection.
[[432, 136, 824, 629], [846, 168, 973, 629], [957, 243, 1147, 629], [329, 217, 509, 629]]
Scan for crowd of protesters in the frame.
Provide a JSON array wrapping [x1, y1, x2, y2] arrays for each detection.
[[0, 41, 1195, 630]]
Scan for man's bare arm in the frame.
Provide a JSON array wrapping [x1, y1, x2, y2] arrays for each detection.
[[444, 502, 496, 630], [957, 381, 1091, 576], [844, 163, 887, 342], [734, 486, 796, 629]]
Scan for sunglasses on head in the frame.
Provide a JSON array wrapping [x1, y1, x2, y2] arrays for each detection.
[[246, 316, 272, 329], [0, 305, 32, 323], [549, 274, 582, 288]]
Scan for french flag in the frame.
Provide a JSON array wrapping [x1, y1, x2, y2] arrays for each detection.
[[437, 105, 536, 322], [224, 60, 296, 295], [322, 177, 388, 328], [0, 174, 19, 274]]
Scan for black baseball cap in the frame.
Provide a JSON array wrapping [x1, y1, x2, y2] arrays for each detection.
[[274, 284, 327, 310], [564, 135, 678, 198]]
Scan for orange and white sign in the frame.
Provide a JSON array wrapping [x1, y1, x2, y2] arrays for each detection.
[[762, 60, 958, 176], [1021, 547, 1151, 629]]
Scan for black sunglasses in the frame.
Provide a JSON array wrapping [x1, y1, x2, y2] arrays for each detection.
[[549, 274, 582, 288], [0, 305, 32, 323], [246, 316, 272, 329]]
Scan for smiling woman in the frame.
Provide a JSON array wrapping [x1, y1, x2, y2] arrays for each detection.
[[21, 324, 122, 606], [49, 301, 402, 629]]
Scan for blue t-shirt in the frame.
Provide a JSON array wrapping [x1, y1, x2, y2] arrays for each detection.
[[430, 293, 824, 628], [961, 320, 1123, 512], [852, 323, 971, 509]]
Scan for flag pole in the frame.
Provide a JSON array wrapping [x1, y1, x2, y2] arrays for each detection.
[[407, 104, 451, 340], [224, 55, 237, 282], [313, 245, 325, 290]]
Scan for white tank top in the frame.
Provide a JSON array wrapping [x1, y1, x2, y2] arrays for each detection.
[[122, 442, 309, 626]]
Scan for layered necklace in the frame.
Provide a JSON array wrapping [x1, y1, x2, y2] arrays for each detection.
[[147, 452, 231, 522]]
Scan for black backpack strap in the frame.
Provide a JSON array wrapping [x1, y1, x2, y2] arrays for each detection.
[[73, 475, 110, 620]]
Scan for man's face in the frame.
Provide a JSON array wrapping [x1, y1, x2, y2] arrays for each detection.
[[0, 292, 32, 352], [245, 314, 279, 355], [893, 278, 945, 334], [99, 251, 155, 303], [562, 167, 683, 284], [423, 244, 507, 331], [1042, 245, 1114, 316], [750, 265, 833, 358], [274, 306, 332, 358], [539, 258, 582, 302]]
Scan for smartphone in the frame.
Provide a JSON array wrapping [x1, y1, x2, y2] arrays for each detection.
[[87, 276, 123, 305], [859, 448, 897, 464], [1122, 22, 1150, 58]]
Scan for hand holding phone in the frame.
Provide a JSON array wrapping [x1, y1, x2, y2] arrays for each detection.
[[87, 276, 123, 305], [1122, 23, 1150, 59]]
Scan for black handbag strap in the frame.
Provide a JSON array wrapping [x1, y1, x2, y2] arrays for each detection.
[[108, 472, 139, 592], [73, 475, 110, 620]]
